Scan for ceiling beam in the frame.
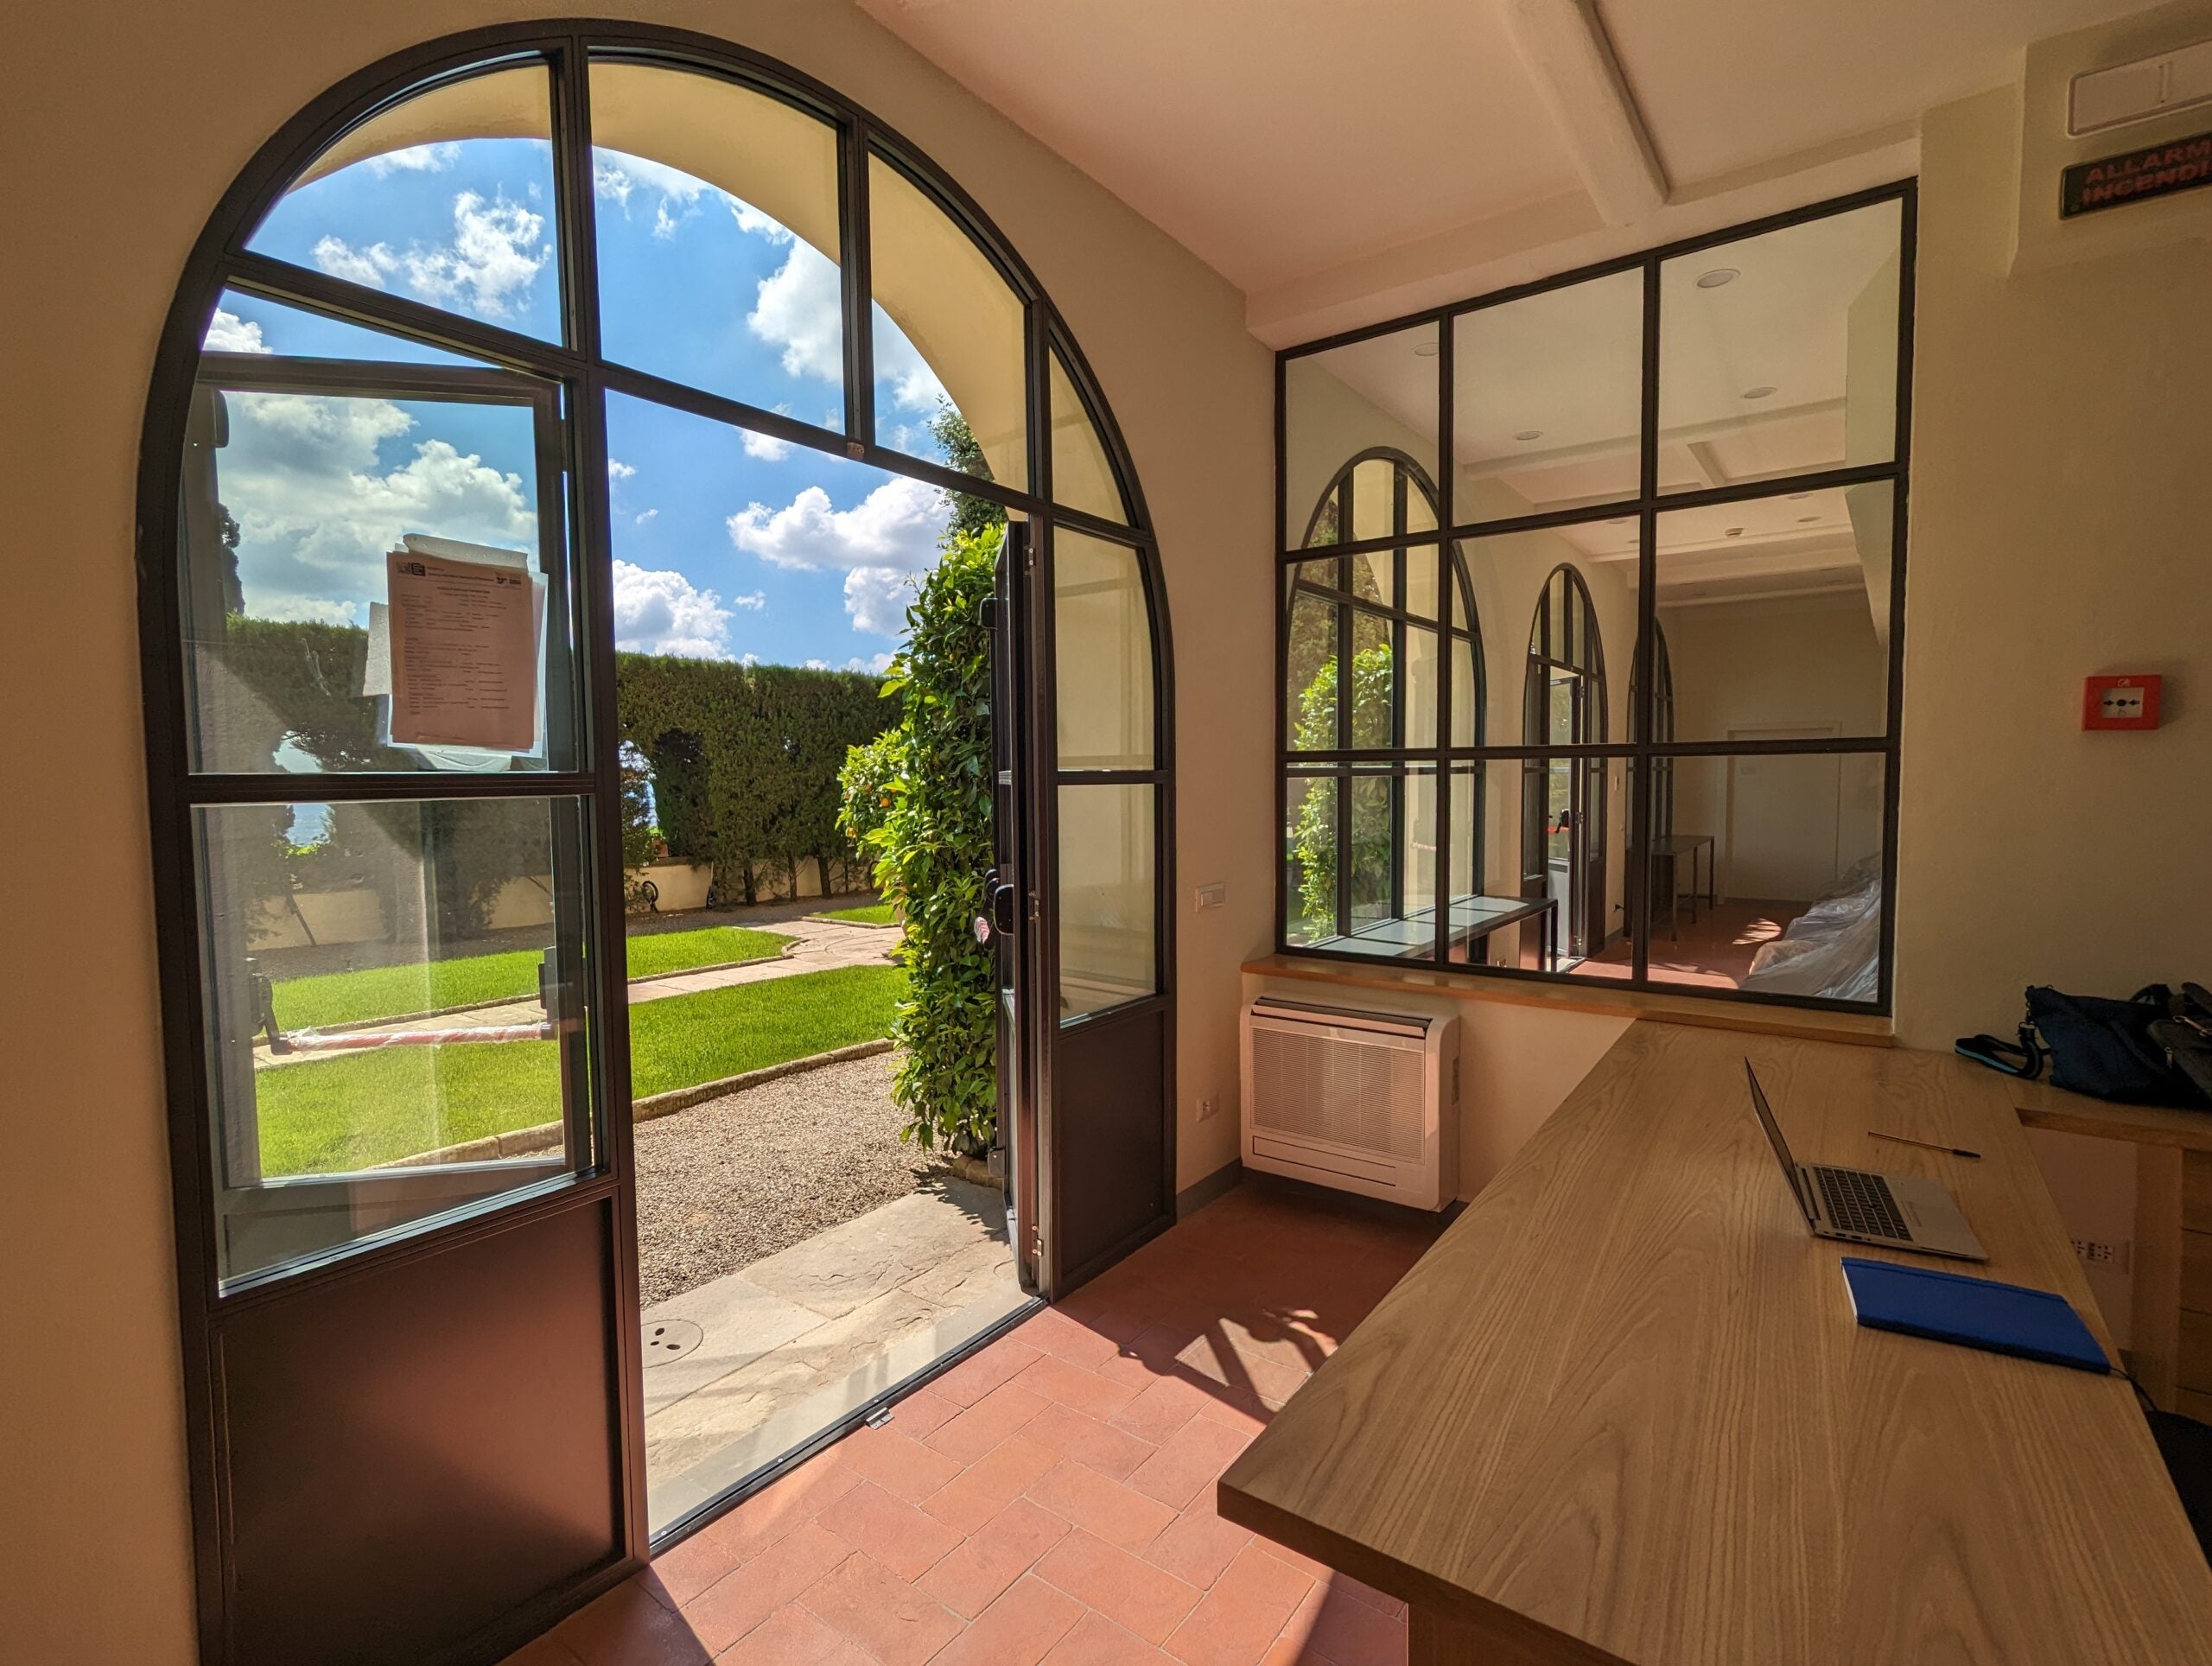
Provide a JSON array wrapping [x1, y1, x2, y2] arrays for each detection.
[[1500, 0, 1668, 226]]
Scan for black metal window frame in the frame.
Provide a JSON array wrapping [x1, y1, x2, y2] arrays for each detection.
[[134, 18, 1178, 1605], [1274, 179, 1915, 1015]]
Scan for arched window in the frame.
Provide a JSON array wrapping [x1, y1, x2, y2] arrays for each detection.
[[1522, 565, 1608, 963], [1282, 450, 1484, 958], [137, 30, 1174, 1638]]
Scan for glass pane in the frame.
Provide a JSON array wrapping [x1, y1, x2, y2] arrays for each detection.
[[1405, 626, 1440, 749], [1055, 531, 1153, 768], [1347, 549, 1397, 611], [1303, 484, 1343, 549], [1641, 753, 1885, 1002], [196, 795, 592, 1286], [1284, 771, 1336, 947], [589, 62, 845, 423], [1349, 611, 1392, 747], [1510, 750, 1623, 970], [1452, 635, 1479, 746], [606, 387, 962, 672], [1404, 544, 1440, 622], [182, 361, 575, 773], [1284, 322, 1440, 542], [1351, 458, 1396, 541], [207, 289, 476, 366], [1658, 198, 1902, 493], [248, 66, 562, 341], [1049, 352, 1127, 522], [1446, 760, 1549, 970], [1058, 783, 1154, 1019], [1455, 270, 1642, 521], [871, 154, 1027, 492], [1284, 579, 1338, 754], [1348, 770, 1396, 931], [1645, 486, 1891, 741]]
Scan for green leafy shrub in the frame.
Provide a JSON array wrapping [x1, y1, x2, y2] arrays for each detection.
[[841, 524, 1000, 1152], [1290, 641, 1395, 938]]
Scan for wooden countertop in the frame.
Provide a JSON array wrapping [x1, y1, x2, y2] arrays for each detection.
[[1217, 1021, 2212, 1666]]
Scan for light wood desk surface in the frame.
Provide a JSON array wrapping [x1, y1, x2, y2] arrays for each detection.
[[1217, 1021, 2212, 1665]]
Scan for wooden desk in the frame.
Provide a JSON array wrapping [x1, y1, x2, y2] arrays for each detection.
[[1218, 1021, 2212, 1665], [2014, 1078, 2212, 1420]]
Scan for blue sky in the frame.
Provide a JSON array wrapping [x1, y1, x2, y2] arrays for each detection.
[[208, 133, 967, 673]]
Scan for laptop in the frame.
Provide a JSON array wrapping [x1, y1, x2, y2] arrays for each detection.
[[1745, 1059, 1987, 1261]]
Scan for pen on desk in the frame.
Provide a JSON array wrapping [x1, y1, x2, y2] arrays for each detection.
[[1868, 1129, 1981, 1160]]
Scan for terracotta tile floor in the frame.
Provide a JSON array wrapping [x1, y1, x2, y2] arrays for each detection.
[[509, 1180, 1445, 1666]]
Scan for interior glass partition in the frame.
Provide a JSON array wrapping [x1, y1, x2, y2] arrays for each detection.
[[1276, 184, 1913, 1011]]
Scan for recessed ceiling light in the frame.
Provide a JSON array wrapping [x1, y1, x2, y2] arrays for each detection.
[[1797, 515, 1820, 524], [1725, 526, 1746, 538], [1514, 429, 1544, 442], [1694, 267, 1739, 289], [1741, 385, 1777, 400], [1787, 491, 1811, 500], [1413, 340, 1440, 358]]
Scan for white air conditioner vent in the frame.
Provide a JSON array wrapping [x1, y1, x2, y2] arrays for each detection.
[[1239, 998, 1459, 1211], [1250, 1021, 1427, 1160]]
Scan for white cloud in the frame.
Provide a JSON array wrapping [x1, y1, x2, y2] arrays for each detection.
[[611, 561, 740, 659], [845, 652, 894, 674], [607, 458, 637, 480], [204, 308, 270, 353], [312, 236, 398, 288], [402, 193, 548, 318], [219, 392, 537, 625], [365, 143, 459, 176], [730, 590, 767, 610], [726, 475, 948, 575], [804, 658, 831, 671], [633, 508, 659, 526], [843, 566, 917, 636], [741, 429, 791, 462], [316, 194, 548, 320], [732, 201, 791, 241], [748, 241, 843, 385]]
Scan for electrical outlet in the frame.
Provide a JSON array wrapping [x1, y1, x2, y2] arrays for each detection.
[[1196, 1094, 1218, 1122], [1194, 881, 1227, 912], [2070, 1237, 2132, 1271]]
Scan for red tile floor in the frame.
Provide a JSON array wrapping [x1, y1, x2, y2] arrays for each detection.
[[505, 1180, 1444, 1666]]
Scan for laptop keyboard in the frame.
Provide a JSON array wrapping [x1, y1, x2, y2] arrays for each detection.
[[1813, 1167, 1911, 1241]]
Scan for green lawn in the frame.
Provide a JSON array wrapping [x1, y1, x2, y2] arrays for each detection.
[[270, 924, 791, 1031], [254, 963, 906, 1176], [814, 901, 899, 925]]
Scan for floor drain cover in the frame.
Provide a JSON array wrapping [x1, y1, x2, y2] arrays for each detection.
[[641, 1318, 703, 1366]]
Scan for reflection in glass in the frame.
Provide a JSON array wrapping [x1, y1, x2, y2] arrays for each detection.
[[1644, 486, 1891, 741], [1284, 325, 1440, 542], [1049, 352, 1127, 522], [248, 66, 563, 342], [1658, 198, 1902, 493], [1058, 784, 1155, 1019], [1055, 531, 1153, 768], [590, 62, 844, 418], [196, 796, 591, 1285], [1456, 270, 1643, 521], [871, 154, 1027, 491], [181, 363, 573, 775], [1637, 753, 1885, 1002]]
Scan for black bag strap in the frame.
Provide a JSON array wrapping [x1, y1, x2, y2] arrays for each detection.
[[1956, 1023, 2045, 1080]]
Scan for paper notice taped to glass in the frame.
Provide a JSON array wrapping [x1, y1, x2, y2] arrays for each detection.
[[385, 542, 543, 752]]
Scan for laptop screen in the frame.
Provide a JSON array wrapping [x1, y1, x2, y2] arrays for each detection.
[[1745, 1060, 1813, 1222]]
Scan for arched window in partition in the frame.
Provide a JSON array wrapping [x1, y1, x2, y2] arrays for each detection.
[[1282, 450, 1484, 959], [138, 32, 1173, 1640], [1522, 565, 1608, 963]]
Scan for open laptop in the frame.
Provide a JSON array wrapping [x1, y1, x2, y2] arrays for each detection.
[[1745, 1060, 1987, 1261]]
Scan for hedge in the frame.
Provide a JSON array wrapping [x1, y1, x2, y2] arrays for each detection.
[[196, 619, 897, 931]]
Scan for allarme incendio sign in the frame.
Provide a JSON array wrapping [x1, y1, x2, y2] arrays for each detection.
[[2062, 131, 2212, 218]]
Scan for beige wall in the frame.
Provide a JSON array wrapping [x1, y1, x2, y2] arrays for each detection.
[[0, 3, 1269, 1660]]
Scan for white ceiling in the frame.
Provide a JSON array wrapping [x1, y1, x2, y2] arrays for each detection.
[[856, 0, 2154, 341]]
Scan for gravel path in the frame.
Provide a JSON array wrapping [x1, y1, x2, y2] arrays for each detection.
[[633, 1051, 939, 1306]]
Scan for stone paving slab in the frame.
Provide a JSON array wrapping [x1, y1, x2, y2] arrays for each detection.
[[641, 1180, 1016, 1526]]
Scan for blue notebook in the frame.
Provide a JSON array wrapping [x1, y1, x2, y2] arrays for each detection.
[[1840, 1257, 2111, 1374]]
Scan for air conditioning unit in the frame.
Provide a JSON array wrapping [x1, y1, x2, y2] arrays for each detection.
[[1240, 997, 1459, 1211]]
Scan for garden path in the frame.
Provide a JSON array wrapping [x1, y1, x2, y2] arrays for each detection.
[[256, 912, 897, 1063]]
